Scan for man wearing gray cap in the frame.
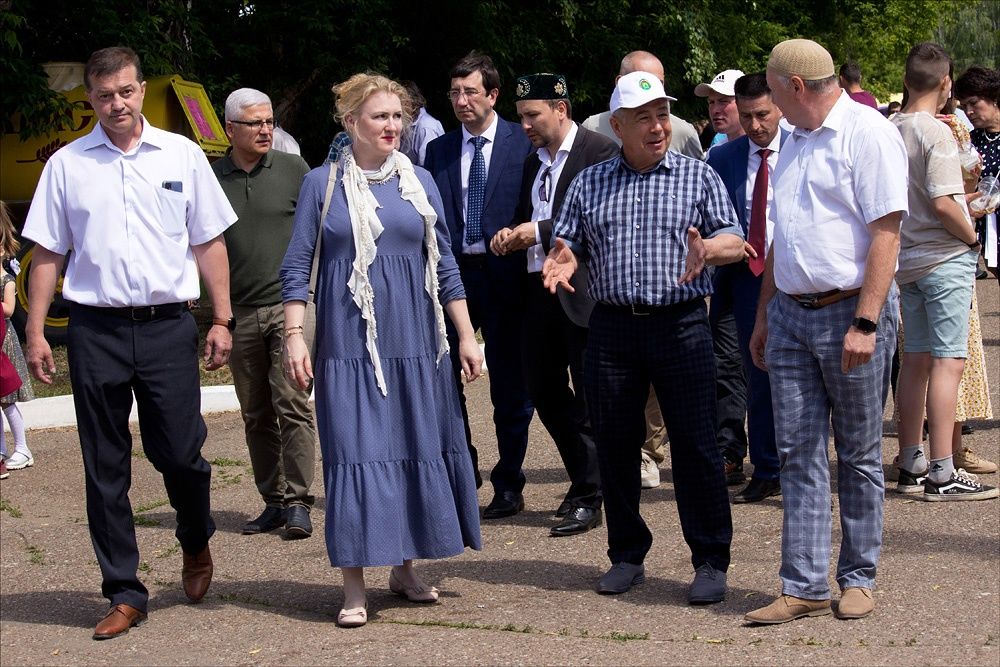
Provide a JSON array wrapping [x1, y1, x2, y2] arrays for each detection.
[[544, 71, 746, 601], [745, 38, 907, 624]]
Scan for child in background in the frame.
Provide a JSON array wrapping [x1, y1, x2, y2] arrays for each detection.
[[1, 201, 34, 471]]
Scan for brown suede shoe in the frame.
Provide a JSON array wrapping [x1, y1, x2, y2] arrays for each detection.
[[744, 594, 832, 624], [837, 587, 875, 619], [182, 545, 213, 603], [92, 604, 147, 640]]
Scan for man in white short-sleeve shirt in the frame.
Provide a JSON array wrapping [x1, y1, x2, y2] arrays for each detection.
[[745, 39, 908, 625], [21, 46, 237, 641]]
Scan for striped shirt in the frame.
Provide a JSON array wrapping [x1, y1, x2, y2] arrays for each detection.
[[552, 151, 742, 306]]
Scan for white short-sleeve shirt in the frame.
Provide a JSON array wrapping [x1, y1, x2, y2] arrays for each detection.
[[22, 117, 237, 307], [771, 92, 909, 294]]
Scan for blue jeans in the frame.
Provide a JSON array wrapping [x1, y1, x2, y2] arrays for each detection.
[[766, 289, 898, 599]]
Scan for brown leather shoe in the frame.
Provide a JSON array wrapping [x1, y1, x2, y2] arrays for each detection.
[[182, 545, 213, 603], [92, 604, 147, 640], [744, 594, 831, 624], [837, 587, 875, 619]]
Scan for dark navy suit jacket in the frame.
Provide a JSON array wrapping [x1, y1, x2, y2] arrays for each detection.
[[424, 115, 533, 295], [705, 130, 789, 236]]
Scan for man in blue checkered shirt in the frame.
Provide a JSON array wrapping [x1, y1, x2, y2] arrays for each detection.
[[543, 71, 747, 602]]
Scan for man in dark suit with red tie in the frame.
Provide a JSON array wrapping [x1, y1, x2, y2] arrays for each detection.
[[490, 73, 618, 536], [705, 72, 786, 503], [424, 52, 535, 518]]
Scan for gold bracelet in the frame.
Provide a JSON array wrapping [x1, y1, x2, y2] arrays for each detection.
[[284, 326, 304, 337]]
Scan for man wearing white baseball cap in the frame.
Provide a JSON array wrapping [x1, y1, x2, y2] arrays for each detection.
[[543, 71, 747, 602], [697, 69, 747, 149]]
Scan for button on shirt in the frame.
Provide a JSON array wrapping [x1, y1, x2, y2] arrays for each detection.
[[23, 117, 237, 307], [771, 92, 908, 294], [745, 132, 782, 255], [460, 113, 499, 255], [527, 123, 578, 273], [552, 151, 743, 306]]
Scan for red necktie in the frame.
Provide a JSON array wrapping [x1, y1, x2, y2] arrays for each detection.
[[748, 148, 771, 277]]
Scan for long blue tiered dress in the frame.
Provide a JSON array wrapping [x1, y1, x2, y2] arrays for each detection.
[[281, 161, 481, 567]]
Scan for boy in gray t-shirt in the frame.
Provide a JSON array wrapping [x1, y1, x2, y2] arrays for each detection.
[[891, 43, 996, 502]]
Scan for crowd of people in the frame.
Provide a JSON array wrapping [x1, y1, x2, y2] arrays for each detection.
[[1, 35, 997, 638]]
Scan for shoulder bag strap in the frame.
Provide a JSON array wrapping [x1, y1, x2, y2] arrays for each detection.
[[308, 162, 338, 303]]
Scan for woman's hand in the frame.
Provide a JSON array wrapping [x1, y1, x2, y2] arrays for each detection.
[[458, 335, 483, 382], [283, 332, 314, 391]]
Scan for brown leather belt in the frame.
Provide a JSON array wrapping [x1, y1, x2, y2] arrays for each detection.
[[788, 288, 861, 309]]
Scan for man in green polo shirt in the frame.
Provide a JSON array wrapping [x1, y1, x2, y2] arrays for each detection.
[[212, 88, 316, 539]]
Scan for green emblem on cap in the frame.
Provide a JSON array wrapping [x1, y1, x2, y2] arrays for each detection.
[[639, 79, 651, 90]]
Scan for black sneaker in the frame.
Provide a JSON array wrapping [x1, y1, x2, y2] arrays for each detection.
[[895, 467, 928, 494], [922, 469, 1000, 502]]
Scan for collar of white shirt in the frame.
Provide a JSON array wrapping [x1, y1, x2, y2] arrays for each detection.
[[791, 90, 852, 139], [747, 128, 782, 158], [538, 122, 579, 166], [461, 111, 499, 145], [80, 115, 168, 154]]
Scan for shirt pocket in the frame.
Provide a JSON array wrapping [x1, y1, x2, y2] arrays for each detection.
[[156, 187, 188, 236]]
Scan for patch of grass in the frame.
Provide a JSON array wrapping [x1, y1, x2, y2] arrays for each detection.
[[131, 450, 147, 460], [156, 543, 181, 559], [138, 560, 152, 573], [210, 457, 246, 467], [133, 515, 161, 527], [789, 636, 824, 647], [134, 499, 169, 514], [607, 631, 650, 642], [26, 544, 45, 565], [0, 498, 23, 518], [379, 617, 648, 642]]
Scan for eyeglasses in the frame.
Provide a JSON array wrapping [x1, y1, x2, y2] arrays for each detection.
[[538, 167, 552, 203], [446, 88, 484, 101], [230, 118, 275, 130]]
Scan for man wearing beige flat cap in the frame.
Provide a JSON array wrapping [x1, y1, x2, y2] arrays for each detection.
[[745, 38, 908, 625]]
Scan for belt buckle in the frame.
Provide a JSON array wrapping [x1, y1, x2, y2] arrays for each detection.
[[630, 304, 650, 316], [796, 294, 820, 309], [131, 306, 154, 321]]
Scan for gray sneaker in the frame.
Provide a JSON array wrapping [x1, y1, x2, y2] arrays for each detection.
[[596, 562, 645, 594], [688, 563, 726, 604], [922, 469, 999, 502]]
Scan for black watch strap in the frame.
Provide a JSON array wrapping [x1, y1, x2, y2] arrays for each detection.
[[852, 316, 877, 334]]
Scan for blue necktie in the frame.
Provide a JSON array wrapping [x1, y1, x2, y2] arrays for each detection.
[[465, 136, 487, 244]]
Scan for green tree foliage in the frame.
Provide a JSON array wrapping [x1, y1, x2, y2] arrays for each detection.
[[934, 0, 999, 73], [1, 0, 955, 164]]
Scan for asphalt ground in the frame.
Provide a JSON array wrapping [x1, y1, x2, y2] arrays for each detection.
[[1, 279, 998, 666]]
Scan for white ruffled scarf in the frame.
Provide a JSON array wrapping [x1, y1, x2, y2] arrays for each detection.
[[340, 149, 449, 396]]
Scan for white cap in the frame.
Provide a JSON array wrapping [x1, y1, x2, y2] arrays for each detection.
[[609, 71, 676, 112], [694, 69, 745, 97]]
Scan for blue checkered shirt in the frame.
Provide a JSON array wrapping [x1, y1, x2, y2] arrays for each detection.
[[552, 151, 743, 306]]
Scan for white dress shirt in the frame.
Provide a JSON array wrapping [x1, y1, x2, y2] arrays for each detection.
[[23, 117, 237, 307], [744, 131, 782, 257], [527, 123, 578, 273], [460, 112, 499, 255], [771, 92, 908, 294]]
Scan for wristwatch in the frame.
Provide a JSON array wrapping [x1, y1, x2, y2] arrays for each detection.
[[212, 316, 236, 331], [851, 317, 877, 334]]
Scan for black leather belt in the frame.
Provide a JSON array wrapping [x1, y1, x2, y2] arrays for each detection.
[[75, 302, 189, 321], [788, 288, 861, 309], [599, 302, 684, 316]]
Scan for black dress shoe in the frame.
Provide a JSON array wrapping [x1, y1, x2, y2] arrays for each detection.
[[242, 506, 287, 534], [733, 477, 781, 504], [550, 507, 602, 537], [482, 491, 524, 519], [285, 505, 313, 539], [554, 500, 573, 518], [596, 562, 644, 594]]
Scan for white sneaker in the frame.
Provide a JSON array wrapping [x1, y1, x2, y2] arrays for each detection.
[[5, 451, 34, 470], [640, 452, 660, 488]]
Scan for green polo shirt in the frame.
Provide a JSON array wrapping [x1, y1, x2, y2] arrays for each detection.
[[212, 150, 310, 306]]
